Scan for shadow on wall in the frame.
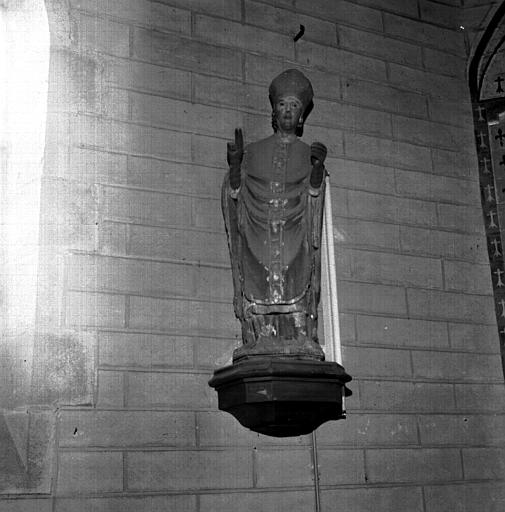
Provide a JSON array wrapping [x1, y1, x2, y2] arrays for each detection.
[[0, 409, 54, 494]]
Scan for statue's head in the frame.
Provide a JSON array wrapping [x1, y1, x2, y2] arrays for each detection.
[[269, 69, 314, 136]]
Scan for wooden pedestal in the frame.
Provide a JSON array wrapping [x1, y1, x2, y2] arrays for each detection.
[[209, 357, 352, 437]]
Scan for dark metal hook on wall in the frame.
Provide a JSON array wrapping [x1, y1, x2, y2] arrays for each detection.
[[293, 24, 305, 42]]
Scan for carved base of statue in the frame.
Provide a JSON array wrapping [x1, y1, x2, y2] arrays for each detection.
[[233, 336, 325, 362], [208, 357, 351, 437], [233, 309, 325, 361]]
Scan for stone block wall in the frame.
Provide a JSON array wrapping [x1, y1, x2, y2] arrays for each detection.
[[2, 0, 505, 510]]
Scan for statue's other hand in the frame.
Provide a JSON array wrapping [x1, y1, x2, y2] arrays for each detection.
[[227, 128, 244, 168], [310, 141, 327, 167]]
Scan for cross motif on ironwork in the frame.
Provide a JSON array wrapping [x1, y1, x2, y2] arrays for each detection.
[[494, 268, 505, 287], [477, 131, 488, 149], [488, 210, 498, 228], [496, 128, 505, 146], [484, 184, 495, 202], [491, 238, 502, 257], [496, 76, 505, 93], [499, 155, 505, 167], [475, 105, 486, 121], [481, 157, 491, 173]]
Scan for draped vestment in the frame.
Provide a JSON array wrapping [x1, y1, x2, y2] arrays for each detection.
[[222, 134, 325, 356]]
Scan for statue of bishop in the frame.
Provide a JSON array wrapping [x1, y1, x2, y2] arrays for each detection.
[[222, 69, 328, 362]]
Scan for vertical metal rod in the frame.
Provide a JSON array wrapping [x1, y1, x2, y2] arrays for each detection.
[[311, 430, 322, 512], [314, 176, 345, 512]]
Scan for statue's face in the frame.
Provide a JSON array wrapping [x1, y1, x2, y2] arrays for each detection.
[[274, 95, 303, 133]]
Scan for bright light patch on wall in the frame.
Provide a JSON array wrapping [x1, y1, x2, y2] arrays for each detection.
[[0, 0, 49, 334]]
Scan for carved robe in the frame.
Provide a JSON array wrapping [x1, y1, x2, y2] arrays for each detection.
[[222, 134, 325, 354]]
